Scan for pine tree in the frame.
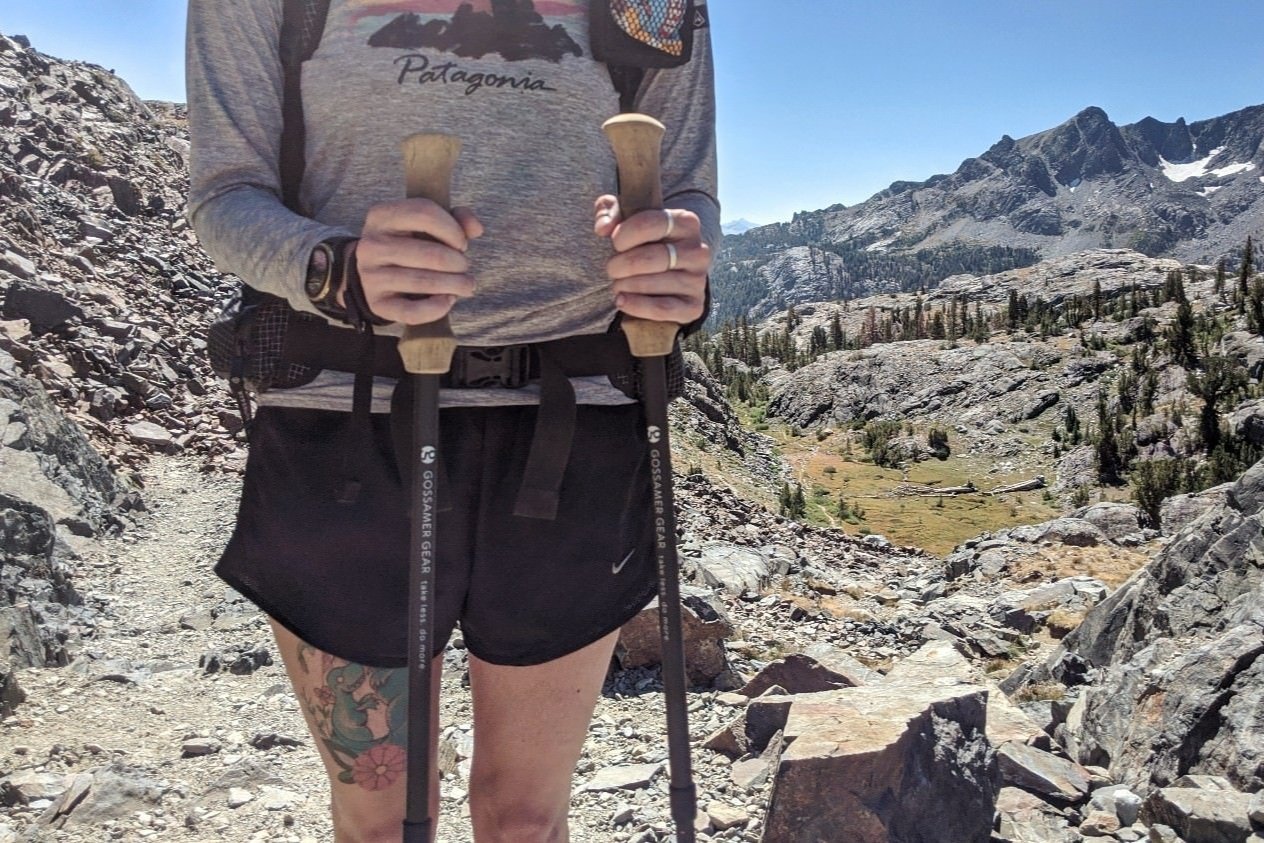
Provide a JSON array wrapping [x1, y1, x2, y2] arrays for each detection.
[[1064, 404, 1081, 445], [1251, 279, 1264, 336], [1095, 390, 1124, 485], [1132, 458, 1184, 528], [929, 311, 945, 340], [1140, 369, 1158, 416], [829, 312, 844, 351], [1238, 236, 1254, 314], [1187, 356, 1247, 453], [1168, 300, 1197, 369], [861, 307, 878, 348]]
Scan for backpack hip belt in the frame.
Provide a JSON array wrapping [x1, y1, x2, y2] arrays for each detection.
[[279, 315, 681, 521]]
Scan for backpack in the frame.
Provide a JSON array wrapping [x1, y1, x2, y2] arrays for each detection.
[[207, 0, 707, 424]]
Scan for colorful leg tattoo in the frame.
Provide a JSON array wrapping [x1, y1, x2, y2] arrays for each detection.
[[296, 644, 410, 791]]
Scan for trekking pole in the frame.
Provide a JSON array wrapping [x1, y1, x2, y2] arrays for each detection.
[[397, 132, 461, 843], [602, 113, 697, 843]]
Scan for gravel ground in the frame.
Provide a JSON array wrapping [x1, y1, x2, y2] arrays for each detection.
[[0, 454, 774, 842]]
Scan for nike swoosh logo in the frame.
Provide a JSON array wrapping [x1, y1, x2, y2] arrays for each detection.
[[612, 549, 635, 575]]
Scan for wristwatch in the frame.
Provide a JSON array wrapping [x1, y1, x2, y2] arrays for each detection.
[[304, 237, 356, 318]]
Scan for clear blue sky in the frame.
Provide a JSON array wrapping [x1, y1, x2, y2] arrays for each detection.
[[3, 1, 1262, 224]]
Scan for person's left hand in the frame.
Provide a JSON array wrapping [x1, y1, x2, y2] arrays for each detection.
[[594, 196, 710, 325]]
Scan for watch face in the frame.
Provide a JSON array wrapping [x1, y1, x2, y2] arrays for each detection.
[[306, 244, 332, 299]]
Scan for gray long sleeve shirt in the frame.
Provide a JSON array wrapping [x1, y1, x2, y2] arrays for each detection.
[[186, 0, 718, 410]]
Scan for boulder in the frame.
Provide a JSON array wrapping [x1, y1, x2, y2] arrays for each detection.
[[616, 586, 734, 685], [995, 786, 1079, 843], [1080, 810, 1123, 837], [1160, 483, 1233, 535], [997, 742, 1093, 805], [1, 277, 84, 332], [1072, 501, 1146, 543], [0, 350, 125, 533], [799, 642, 883, 685], [38, 763, 163, 828], [1017, 390, 1060, 421], [737, 652, 865, 697], [885, 639, 1046, 747], [704, 686, 793, 758], [762, 650, 998, 842], [1141, 787, 1256, 843], [988, 576, 1108, 633], [1230, 398, 1264, 447], [690, 542, 773, 595], [1009, 517, 1108, 547], [1090, 783, 1144, 826], [1221, 331, 1264, 381]]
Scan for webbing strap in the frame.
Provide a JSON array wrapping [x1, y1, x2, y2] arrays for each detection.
[[511, 346, 577, 520], [279, 0, 331, 213]]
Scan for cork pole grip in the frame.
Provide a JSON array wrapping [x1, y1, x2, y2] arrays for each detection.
[[397, 132, 462, 375], [602, 114, 680, 359]]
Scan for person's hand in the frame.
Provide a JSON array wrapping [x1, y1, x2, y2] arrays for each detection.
[[594, 196, 709, 325], [348, 199, 483, 325]]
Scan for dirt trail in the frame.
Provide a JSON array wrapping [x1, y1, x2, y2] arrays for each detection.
[[1, 455, 757, 842]]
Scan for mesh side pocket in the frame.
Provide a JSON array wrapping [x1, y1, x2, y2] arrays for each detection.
[[591, 0, 695, 69], [206, 294, 321, 394], [610, 0, 690, 57]]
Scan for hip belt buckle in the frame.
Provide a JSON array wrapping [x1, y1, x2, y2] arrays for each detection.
[[448, 345, 532, 388]]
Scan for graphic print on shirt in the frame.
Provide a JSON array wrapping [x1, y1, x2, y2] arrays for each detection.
[[348, 0, 584, 62]]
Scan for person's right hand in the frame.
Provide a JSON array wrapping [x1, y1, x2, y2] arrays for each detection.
[[348, 198, 483, 325]]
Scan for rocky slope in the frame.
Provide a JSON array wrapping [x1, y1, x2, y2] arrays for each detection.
[[2, 30, 1264, 843], [752, 248, 1264, 504], [0, 32, 245, 475]]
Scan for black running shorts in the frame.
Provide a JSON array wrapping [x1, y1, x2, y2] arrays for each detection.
[[216, 403, 658, 668]]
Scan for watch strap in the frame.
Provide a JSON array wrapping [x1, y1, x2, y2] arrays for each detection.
[[309, 237, 357, 320]]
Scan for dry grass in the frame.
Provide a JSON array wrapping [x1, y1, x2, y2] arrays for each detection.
[[1046, 608, 1089, 639], [768, 425, 1064, 555], [1011, 682, 1067, 703], [1008, 544, 1152, 590]]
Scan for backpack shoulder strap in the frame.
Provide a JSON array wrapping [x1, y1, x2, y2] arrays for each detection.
[[599, 2, 707, 113], [607, 65, 645, 114], [279, 0, 332, 212]]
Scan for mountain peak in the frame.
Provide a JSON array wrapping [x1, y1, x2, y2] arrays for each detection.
[[1074, 105, 1112, 124]]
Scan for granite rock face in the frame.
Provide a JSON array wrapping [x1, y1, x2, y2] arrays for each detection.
[[1014, 458, 1264, 795], [1, 348, 134, 688]]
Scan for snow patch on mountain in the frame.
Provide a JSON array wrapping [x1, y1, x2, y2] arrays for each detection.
[[1160, 147, 1224, 182], [1212, 161, 1256, 177]]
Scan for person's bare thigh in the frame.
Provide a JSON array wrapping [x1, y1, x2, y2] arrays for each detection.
[[466, 629, 620, 841], [270, 619, 442, 842]]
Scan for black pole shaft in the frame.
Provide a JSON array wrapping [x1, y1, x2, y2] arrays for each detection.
[[641, 356, 696, 841], [403, 373, 440, 842]]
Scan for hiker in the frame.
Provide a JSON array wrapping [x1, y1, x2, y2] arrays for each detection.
[[185, 1, 716, 841]]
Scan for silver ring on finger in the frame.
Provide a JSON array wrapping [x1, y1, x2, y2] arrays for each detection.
[[665, 242, 678, 272], [663, 209, 675, 239]]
